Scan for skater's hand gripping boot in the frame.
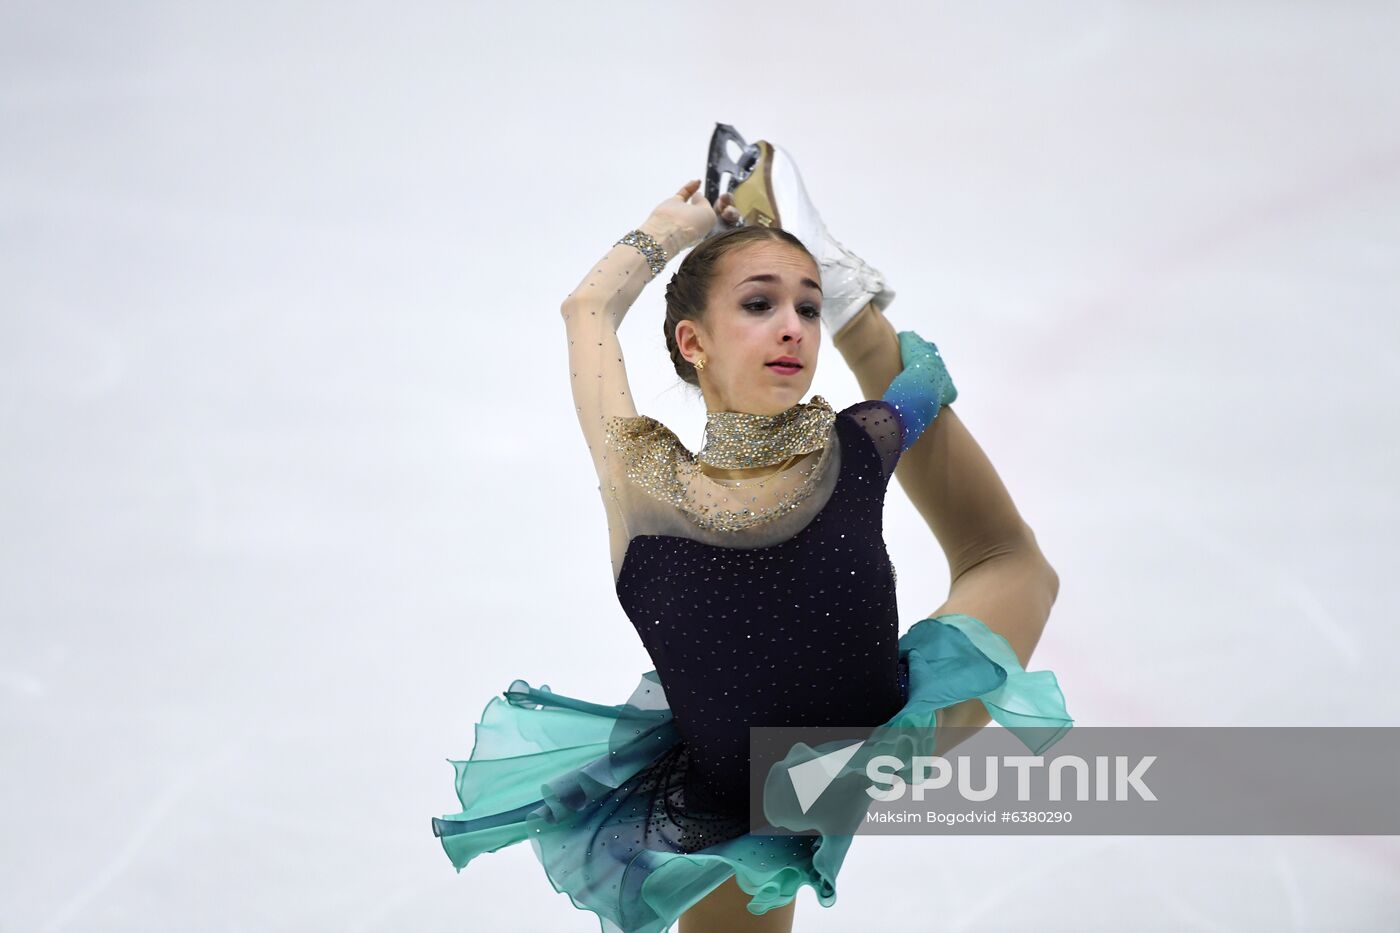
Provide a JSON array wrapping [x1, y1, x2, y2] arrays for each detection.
[[641, 179, 744, 264]]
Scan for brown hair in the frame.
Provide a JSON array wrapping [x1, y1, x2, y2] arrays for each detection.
[[663, 225, 816, 388]]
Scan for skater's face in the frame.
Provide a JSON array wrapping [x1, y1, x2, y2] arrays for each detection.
[[679, 240, 822, 416]]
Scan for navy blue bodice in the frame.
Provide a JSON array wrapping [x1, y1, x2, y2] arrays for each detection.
[[615, 407, 909, 813]]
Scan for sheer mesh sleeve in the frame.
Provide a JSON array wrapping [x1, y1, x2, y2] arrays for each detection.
[[560, 291, 645, 582]]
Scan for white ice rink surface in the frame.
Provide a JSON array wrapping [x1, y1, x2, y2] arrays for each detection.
[[3, 2, 1398, 931]]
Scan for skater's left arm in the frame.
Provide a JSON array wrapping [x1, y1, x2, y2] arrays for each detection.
[[832, 303, 1060, 734], [917, 405, 1060, 733]]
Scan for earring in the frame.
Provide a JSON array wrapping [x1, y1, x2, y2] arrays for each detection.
[[695, 357, 706, 371]]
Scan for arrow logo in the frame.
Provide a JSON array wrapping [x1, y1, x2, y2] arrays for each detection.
[[786, 740, 866, 813]]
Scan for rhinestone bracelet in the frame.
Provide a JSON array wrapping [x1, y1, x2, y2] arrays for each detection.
[[616, 229, 669, 278]]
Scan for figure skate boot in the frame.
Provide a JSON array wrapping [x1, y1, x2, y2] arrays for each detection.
[[705, 122, 895, 336]]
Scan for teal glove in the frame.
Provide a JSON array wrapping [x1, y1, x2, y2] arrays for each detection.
[[881, 330, 957, 454]]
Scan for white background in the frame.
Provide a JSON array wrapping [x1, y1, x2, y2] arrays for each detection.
[[3, 1, 1398, 930]]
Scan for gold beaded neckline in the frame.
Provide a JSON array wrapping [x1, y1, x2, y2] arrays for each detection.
[[697, 395, 836, 470], [603, 395, 840, 533]]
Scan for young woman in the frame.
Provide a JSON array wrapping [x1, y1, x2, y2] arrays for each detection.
[[432, 131, 1072, 933]]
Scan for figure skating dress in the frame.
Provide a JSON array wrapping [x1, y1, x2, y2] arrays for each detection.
[[431, 330, 1073, 931]]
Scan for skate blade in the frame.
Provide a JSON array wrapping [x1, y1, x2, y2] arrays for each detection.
[[704, 122, 749, 205]]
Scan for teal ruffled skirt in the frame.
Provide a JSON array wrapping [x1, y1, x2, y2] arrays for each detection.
[[431, 612, 1072, 931]]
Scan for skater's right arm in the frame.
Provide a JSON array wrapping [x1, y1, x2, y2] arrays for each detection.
[[559, 213, 685, 475], [559, 180, 720, 578]]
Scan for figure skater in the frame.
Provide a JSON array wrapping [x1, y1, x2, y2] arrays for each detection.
[[431, 124, 1073, 933]]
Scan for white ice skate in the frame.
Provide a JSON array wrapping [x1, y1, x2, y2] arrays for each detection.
[[705, 122, 895, 336]]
